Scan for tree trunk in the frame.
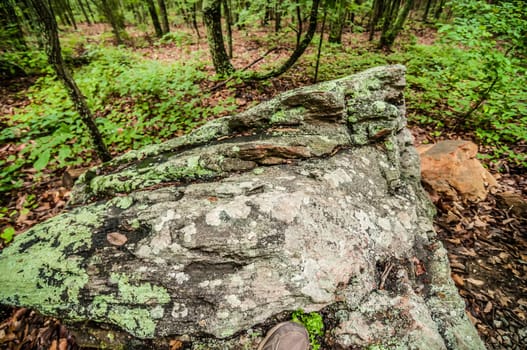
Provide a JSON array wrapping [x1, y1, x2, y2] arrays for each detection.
[[0, 0, 27, 49], [434, 0, 445, 19], [84, 0, 96, 23], [64, 0, 78, 29], [222, 0, 233, 58], [379, 0, 414, 49], [314, 5, 327, 83], [77, 0, 92, 25], [274, 1, 281, 32], [328, 0, 346, 44], [368, 0, 384, 41], [192, 1, 201, 38], [422, 0, 432, 21], [203, 0, 234, 76], [146, 0, 163, 37], [28, 0, 112, 162], [295, 0, 303, 47], [157, 0, 170, 34], [247, 0, 320, 81], [95, 0, 127, 45]]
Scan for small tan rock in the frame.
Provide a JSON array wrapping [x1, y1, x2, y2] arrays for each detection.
[[417, 140, 497, 202]]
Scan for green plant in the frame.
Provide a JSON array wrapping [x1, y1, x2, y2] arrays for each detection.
[[0, 45, 239, 193], [291, 309, 324, 350], [0, 226, 15, 244]]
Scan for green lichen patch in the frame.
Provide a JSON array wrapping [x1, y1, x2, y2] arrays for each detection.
[[270, 106, 306, 125], [107, 196, 135, 210], [111, 273, 171, 304], [88, 273, 171, 338], [0, 205, 103, 315]]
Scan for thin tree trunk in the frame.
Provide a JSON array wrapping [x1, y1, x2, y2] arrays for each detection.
[[274, 1, 281, 32], [434, 0, 445, 19], [379, 0, 414, 49], [422, 0, 432, 21], [203, 0, 234, 76], [77, 0, 92, 24], [146, 0, 163, 37], [247, 0, 320, 81], [96, 0, 127, 45], [64, 0, 78, 29], [28, 0, 112, 162], [222, 0, 233, 58], [329, 0, 346, 44], [157, 0, 170, 34], [84, 0, 96, 23], [369, 0, 384, 41], [314, 5, 327, 83], [192, 1, 201, 38], [296, 0, 303, 47], [0, 0, 27, 49]]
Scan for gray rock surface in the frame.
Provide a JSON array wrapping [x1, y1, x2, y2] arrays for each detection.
[[0, 66, 485, 349]]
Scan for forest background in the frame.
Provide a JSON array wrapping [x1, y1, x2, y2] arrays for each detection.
[[1, 0, 526, 263], [0, 0, 526, 348]]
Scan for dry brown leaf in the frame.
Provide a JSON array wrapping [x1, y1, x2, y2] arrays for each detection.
[[106, 232, 128, 246], [58, 338, 68, 350], [466, 278, 485, 287], [474, 217, 486, 228], [503, 218, 516, 225], [459, 247, 477, 257], [483, 301, 493, 313], [466, 311, 480, 325], [451, 273, 464, 287], [170, 339, 184, 350]]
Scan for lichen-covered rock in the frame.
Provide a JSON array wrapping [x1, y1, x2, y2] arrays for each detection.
[[0, 66, 484, 350]]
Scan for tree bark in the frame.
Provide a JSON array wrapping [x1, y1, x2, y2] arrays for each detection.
[[203, 0, 234, 76], [146, 0, 163, 37], [28, 0, 112, 162]]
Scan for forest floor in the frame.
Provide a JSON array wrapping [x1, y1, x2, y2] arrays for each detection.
[[0, 24, 526, 349]]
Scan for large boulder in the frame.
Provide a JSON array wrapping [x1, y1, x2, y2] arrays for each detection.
[[0, 66, 484, 349], [417, 140, 497, 202]]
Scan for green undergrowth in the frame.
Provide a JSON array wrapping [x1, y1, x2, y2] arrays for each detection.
[[291, 309, 324, 350], [303, 28, 526, 170], [0, 45, 237, 193]]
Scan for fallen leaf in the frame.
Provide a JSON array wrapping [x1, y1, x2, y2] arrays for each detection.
[[106, 232, 128, 246], [466, 278, 485, 287], [483, 301, 493, 313], [451, 273, 464, 287], [466, 311, 480, 325], [170, 339, 183, 350]]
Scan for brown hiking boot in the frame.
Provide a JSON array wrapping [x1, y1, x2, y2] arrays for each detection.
[[257, 321, 310, 350]]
